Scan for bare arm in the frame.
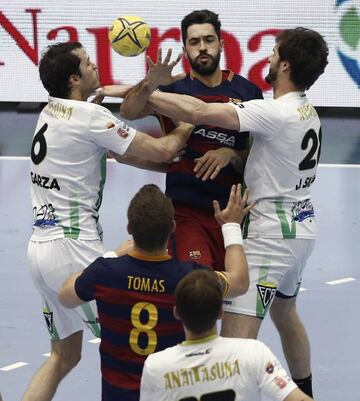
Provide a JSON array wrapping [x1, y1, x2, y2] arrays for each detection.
[[148, 91, 240, 131], [213, 184, 254, 298], [125, 122, 193, 162], [109, 151, 169, 173], [58, 272, 84, 308], [284, 387, 314, 401], [121, 48, 185, 120]]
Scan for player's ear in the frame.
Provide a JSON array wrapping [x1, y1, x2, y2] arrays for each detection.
[[69, 73, 80, 88], [173, 306, 181, 320], [127, 223, 132, 235], [182, 45, 188, 59], [219, 38, 224, 53]]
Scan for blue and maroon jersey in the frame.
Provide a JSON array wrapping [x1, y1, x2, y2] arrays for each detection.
[[158, 70, 263, 210], [75, 251, 208, 401]]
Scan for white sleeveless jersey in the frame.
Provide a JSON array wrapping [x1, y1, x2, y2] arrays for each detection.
[[30, 96, 136, 241], [229, 92, 321, 239], [140, 336, 297, 401]]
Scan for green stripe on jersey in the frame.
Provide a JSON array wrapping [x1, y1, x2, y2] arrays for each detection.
[[63, 200, 80, 239], [275, 197, 296, 239]]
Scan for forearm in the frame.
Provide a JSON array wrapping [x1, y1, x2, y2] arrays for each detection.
[[58, 272, 84, 308], [148, 91, 206, 125], [120, 78, 156, 120], [223, 245, 249, 298], [110, 151, 169, 173]]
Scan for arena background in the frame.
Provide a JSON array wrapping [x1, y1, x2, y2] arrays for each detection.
[[0, 1, 359, 401]]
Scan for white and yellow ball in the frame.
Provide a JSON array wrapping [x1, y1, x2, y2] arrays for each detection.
[[109, 15, 151, 57]]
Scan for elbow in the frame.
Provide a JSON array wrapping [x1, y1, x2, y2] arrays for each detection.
[[120, 105, 134, 120], [156, 147, 174, 163]]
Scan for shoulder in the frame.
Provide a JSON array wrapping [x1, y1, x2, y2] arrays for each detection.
[[159, 75, 190, 94], [231, 74, 263, 99]]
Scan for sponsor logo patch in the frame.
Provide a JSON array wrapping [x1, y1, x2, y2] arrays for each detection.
[[117, 127, 129, 139], [256, 282, 277, 309]]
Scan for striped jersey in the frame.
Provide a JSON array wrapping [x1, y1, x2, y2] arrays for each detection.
[[30, 96, 136, 241], [229, 92, 321, 239], [140, 335, 297, 401], [159, 71, 262, 210], [75, 251, 208, 401]]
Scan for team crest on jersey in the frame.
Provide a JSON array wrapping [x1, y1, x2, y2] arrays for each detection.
[[43, 310, 54, 335], [189, 250, 201, 259], [256, 282, 277, 309], [106, 121, 116, 129]]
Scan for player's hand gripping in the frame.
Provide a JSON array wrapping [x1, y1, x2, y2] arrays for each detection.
[[213, 184, 254, 226], [145, 48, 186, 90], [194, 147, 237, 181]]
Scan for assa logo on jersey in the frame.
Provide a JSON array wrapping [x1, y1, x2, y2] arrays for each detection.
[[193, 128, 235, 147]]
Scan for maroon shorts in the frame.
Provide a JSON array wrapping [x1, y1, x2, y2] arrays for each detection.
[[168, 204, 225, 271]]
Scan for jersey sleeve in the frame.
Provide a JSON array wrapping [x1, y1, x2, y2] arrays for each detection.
[[228, 99, 284, 140], [74, 257, 103, 301], [88, 105, 136, 155], [254, 341, 297, 401]]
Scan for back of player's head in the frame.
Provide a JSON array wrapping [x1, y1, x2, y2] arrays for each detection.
[[181, 10, 221, 45], [175, 270, 223, 334], [276, 27, 329, 90], [127, 184, 174, 252], [39, 41, 83, 99]]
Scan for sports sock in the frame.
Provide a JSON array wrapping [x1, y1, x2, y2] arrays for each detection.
[[292, 374, 313, 397]]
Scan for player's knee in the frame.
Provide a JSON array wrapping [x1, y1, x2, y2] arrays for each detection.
[[270, 298, 297, 327], [50, 347, 81, 373]]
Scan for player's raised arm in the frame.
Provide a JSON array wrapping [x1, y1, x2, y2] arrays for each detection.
[[213, 184, 253, 298], [120, 48, 185, 120]]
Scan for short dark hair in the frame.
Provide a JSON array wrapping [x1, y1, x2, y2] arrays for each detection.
[[39, 42, 83, 98], [127, 184, 174, 252], [276, 27, 328, 90], [175, 270, 223, 334], [181, 9, 221, 45]]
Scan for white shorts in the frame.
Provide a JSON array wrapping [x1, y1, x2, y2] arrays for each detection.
[[28, 238, 106, 340], [223, 237, 315, 319]]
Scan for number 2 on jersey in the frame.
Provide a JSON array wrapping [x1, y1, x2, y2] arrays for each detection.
[[31, 123, 48, 165], [298, 127, 322, 171], [129, 302, 158, 355]]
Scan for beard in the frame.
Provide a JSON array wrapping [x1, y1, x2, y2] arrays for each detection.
[[188, 51, 221, 76], [265, 64, 278, 84]]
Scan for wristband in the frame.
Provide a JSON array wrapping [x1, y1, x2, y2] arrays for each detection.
[[221, 223, 243, 248]]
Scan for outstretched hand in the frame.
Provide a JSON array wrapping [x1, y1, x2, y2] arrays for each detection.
[[146, 48, 186, 89], [213, 184, 254, 226]]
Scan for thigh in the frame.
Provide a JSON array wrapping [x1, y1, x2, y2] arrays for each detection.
[[276, 239, 315, 297], [221, 312, 262, 339], [28, 239, 105, 340], [223, 238, 300, 319]]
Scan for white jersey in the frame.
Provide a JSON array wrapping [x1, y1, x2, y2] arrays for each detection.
[[229, 92, 321, 239], [30, 96, 136, 241], [140, 335, 297, 401]]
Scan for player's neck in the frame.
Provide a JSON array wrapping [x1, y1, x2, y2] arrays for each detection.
[[191, 68, 223, 87], [132, 244, 169, 257], [273, 76, 300, 99], [184, 326, 218, 341]]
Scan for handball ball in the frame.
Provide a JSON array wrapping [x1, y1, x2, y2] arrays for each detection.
[[109, 16, 151, 57]]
